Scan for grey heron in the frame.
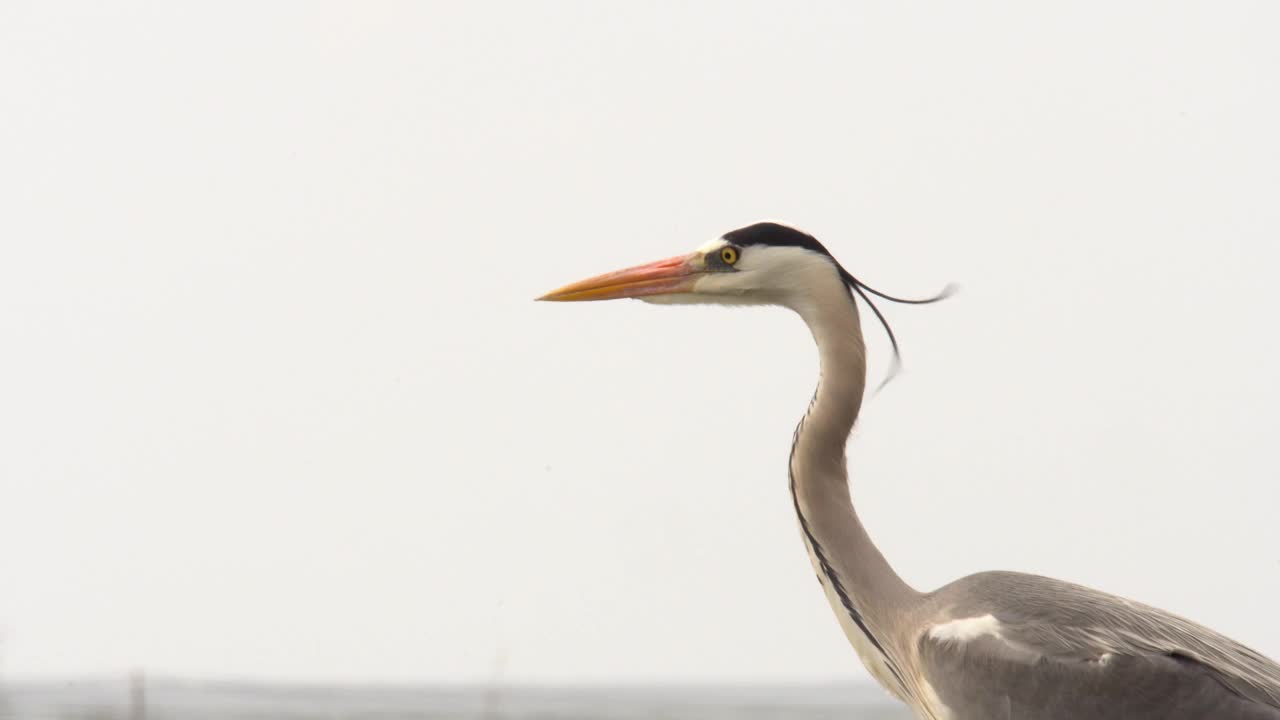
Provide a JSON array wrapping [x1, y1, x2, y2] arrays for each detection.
[[539, 222, 1280, 719]]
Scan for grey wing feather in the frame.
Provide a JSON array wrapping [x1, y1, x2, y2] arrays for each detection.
[[918, 571, 1280, 720]]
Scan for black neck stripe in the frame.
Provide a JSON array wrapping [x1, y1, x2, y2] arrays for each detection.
[[788, 404, 907, 692]]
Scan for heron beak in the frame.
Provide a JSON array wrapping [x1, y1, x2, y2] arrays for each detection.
[[537, 253, 703, 302]]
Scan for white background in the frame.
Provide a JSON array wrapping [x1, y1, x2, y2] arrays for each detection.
[[2, 1, 1278, 685]]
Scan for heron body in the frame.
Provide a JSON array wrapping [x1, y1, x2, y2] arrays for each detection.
[[540, 222, 1280, 719]]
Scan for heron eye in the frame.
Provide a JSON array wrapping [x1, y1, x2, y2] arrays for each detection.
[[720, 246, 739, 265]]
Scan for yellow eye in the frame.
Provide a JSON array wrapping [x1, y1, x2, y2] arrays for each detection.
[[720, 246, 739, 265]]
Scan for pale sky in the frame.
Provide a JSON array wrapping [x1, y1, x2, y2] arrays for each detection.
[[1, 0, 1278, 686]]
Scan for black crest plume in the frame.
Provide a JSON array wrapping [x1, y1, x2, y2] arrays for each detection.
[[721, 222, 955, 390]]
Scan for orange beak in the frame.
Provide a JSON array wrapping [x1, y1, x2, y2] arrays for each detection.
[[537, 253, 703, 302]]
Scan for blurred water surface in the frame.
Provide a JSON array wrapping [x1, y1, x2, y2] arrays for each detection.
[[0, 680, 909, 720]]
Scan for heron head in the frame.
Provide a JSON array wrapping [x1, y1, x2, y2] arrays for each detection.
[[537, 222, 848, 311], [540, 221, 953, 387]]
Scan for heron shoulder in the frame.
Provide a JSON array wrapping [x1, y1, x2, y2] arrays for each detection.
[[914, 570, 1280, 714]]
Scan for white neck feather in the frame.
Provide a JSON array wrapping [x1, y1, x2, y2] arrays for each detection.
[[780, 250, 918, 698]]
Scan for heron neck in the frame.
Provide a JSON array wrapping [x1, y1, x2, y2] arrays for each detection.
[[791, 291, 917, 625]]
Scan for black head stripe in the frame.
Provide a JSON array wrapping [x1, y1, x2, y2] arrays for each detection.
[[721, 222, 834, 257]]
